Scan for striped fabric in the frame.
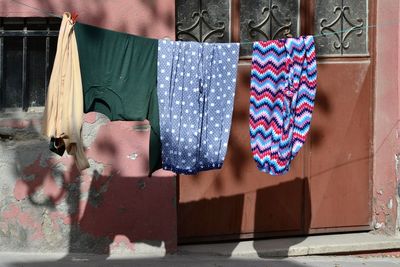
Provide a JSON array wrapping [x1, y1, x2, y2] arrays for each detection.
[[250, 36, 317, 175]]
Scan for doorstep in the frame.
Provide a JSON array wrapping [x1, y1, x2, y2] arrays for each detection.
[[179, 233, 400, 257]]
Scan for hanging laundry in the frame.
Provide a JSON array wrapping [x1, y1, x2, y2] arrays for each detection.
[[74, 23, 161, 174], [157, 40, 240, 174], [250, 36, 317, 175], [42, 12, 89, 170]]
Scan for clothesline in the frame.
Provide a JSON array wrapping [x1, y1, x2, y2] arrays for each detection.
[[43, 13, 318, 175], [8, 0, 400, 44], [9, 0, 62, 18]]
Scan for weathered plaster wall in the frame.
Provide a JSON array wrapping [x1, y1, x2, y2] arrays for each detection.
[[0, 0, 177, 255], [373, 0, 400, 234], [0, 113, 177, 255]]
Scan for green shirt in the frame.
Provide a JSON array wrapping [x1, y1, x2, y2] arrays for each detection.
[[74, 23, 161, 174]]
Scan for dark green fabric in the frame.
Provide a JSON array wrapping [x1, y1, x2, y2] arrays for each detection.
[[74, 23, 161, 174]]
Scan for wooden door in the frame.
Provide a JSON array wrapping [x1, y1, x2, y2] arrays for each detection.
[[177, 0, 373, 243]]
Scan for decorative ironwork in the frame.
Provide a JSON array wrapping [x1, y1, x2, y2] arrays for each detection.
[[176, 0, 228, 43], [320, 5, 364, 52], [240, 0, 299, 56], [316, 0, 368, 56], [248, 4, 293, 40], [176, 10, 225, 42]]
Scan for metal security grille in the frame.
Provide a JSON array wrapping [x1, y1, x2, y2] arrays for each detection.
[[0, 18, 60, 111], [315, 0, 368, 56], [176, 0, 230, 43], [240, 0, 300, 56], [176, 0, 369, 57]]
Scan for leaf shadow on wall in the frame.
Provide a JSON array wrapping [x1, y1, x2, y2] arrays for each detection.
[[3, 0, 178, 259], [178, 176, 311, 258], [11, 115, 175, 259]]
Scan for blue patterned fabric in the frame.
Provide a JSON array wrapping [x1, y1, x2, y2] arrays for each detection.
[[157, 40, 240, 174], [250, 36, 317, 175]]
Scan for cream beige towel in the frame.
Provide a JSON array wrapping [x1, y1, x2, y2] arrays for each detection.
[[42, 12, 89, 170]]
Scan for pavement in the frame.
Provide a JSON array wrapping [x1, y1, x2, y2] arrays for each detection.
[[3, 233, 400, 266], [180, 232, 400, 257], [0, 253, 400, 267]]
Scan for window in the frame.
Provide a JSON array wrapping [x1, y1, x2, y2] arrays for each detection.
[[176, 0, 230, 43], [315, 0, 368, 56], [240, 0, 300, 56], [176, 0, 300, 57], [0, 18, 60, 111], [176, 0, 368, 57]]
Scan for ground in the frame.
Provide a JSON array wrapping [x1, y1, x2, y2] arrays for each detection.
[[1, 253, 400, 267]]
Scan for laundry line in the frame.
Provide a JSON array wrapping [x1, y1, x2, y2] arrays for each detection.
[[9, 0, 62, 19], [7, 0, 400, 43]]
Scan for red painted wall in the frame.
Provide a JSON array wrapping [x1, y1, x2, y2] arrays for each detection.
[[2, 0, 400, 254], [0, 0, 177, 255], [0, 0, 175, 39], [373, 0, 400, 233]]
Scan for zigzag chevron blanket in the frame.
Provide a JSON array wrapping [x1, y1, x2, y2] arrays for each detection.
[[250, 36, 317, 175]]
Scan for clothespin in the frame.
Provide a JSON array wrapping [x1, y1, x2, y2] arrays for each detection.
[[71, 11, 78, 23]]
